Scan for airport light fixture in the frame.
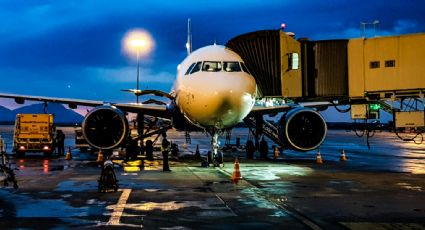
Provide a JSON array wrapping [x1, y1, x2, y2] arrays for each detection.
[[360, 20, 380, 38], [122, 29, 155, 103]]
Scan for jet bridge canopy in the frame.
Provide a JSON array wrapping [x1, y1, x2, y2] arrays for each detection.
[[226, 30, 349, 100], [228, 30, 425, 101], [226, 30, 301, 98]]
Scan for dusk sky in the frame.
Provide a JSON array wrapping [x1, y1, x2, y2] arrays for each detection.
[[0, 0, 424, 119]]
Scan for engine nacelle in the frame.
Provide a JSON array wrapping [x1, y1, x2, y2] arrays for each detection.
[[278, 108, 327, 151], [82, 106, 129, 150]]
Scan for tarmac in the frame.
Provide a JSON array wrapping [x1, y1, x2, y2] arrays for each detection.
[[0, 128, 425, 229]]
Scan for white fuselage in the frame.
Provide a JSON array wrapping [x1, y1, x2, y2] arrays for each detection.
[[173, 45, 257, 130]]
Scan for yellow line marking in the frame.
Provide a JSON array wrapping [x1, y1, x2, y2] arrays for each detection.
[[107, 189, 132, 226]]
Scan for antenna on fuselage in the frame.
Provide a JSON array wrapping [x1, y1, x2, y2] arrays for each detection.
[[186, 18, 192, 55]]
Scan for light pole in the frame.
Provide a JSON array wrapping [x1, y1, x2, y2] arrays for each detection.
[[122, 29, 154, 103], [360, 20, 380, 38], [136, 49, 140, 103], [122, 29, 154, 155], [130, 39, 147, 103], [131, 38, 146, 104]]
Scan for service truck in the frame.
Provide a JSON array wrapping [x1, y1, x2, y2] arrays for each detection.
[[13, 114, 55, 156]]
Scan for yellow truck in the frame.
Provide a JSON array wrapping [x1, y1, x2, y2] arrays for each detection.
[[13, 114, 55, 157]]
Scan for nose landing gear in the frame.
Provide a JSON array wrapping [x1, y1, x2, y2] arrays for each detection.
[[208, 132, 224, 167]]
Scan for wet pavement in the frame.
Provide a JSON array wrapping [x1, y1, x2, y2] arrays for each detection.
[[0, 127, 425, 229]]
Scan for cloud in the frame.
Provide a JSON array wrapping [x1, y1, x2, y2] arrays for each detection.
[[0, 65, 175, 103], [85, 66, 175, 84], [382, 19, 421, 35], [0, 0, 425, 108], [312, 18, 424, 40]]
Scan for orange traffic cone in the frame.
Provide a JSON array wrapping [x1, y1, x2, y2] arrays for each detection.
[[316, 149, 323, 164], [231, 158, 242, 184], [340, 149, 347, 161], [96, 149, 104, 162], [65, 146, 72, 160], [273, 146, 279, 159]]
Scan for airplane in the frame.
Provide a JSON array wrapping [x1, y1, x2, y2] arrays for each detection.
[[0, 23, 328, 165]]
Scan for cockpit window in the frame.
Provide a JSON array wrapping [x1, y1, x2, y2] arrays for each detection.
[[223, 62, 241, 72], [187, 61, 250, 75], [185, 62, 196, 75], [202, 61, 222, 72], [240, 62, 251, 74], [189, 61, 202, 74]]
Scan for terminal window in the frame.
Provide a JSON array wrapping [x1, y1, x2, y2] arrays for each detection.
[[385, 60, 396, 67], [370, 61, 380, 69]]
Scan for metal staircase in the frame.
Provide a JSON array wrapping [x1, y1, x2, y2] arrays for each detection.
[[378, 98, 424, 114], [243, 116, 284, 147]]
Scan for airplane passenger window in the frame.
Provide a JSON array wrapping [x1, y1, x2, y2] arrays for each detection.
[[223, 62, 241, 72], [185, 63, 196, 75], [190, 62, 203, 74], [202, 61, 221, 72], [240, 62, 251, 74]]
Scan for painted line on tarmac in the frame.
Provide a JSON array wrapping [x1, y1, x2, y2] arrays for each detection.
[[276, 202, 322, 230], [215, 194, 238, 216], [107, 188, 132, 226], [216, 167, 323, 230], [187, 166, 238, 216]]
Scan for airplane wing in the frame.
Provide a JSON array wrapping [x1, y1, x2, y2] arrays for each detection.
[[0, 93, 104, 107], [248, 101, 331, 116], [0, 93, 170, 119]]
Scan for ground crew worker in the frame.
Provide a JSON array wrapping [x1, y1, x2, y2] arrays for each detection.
[[161, 132, 171, 172], [55, 130, 65, 156]]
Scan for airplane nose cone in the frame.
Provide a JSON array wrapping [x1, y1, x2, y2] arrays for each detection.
[[208, 90, 255, 128], [178, 72, 256, 129]]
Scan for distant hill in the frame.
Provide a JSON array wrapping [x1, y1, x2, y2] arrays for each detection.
[[0, 105, 15, 122], [0, 103, 84, 125]]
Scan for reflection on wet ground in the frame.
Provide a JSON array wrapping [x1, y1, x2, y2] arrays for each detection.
[[1, 128, 425, 229]]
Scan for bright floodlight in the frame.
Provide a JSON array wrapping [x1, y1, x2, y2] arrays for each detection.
[[122, 29, 154, 59]]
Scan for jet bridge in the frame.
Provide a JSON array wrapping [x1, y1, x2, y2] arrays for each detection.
[[226, 30, 350, 101], [227, 30, 425, 144], [227, 30, 425, 101]]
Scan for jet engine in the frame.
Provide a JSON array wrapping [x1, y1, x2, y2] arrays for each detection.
[[82, 106, 129, 150], [278, 108, 327, 151]]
